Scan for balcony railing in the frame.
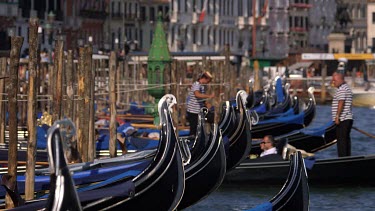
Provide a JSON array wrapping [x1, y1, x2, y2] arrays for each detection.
[[290, 3, 312, 9], [111, 12, 123, 19], [124, 13, 139, 21], [79, 10, 108, 20], [290, 27, 307, 33]]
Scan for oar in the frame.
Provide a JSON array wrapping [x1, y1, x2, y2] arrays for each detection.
[[353, 126, 375, 139]]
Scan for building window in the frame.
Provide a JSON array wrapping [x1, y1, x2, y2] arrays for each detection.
[[150, 7, 155, 21], [231, 0, 234, 16], [176, 0, 180, 12], [238, 0, 243, 16], [124, 2, 128, 18], [118, 2, 121, 16], [207, 0, 211, 14], [171, 27, 175, 45], [213, 0, 216, 14], [213, 29, 216, 45], [140, 7, 146, 21], [362, 5, 366, 18], [219, 29, 222, 45], [193, 28, 196, 44], [201, 28, 204, 45], [231, 31, 234, 46], [135, 3, 138, 17], [372, 12, 375, 23], [158, 6, 163, 13], [289, 16, 293, 28], [208, 28, 210, 45], [247, 0, 252, 16]]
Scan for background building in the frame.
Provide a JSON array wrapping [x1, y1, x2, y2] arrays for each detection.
[[0, 0, 18, 55], [347, 0, 367, 53], [367, 0, 375, 52], [308, 0, 337, 51]]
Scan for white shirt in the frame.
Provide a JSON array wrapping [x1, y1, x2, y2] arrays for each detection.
[[260, 147, 277, 157]]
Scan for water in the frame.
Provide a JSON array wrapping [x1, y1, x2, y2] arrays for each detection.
[[186, 105, 375, 211]]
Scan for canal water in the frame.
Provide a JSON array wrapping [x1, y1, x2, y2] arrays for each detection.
[[186, 104, 375, 211]]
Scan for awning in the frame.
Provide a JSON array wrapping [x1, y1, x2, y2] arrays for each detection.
[[288, 61, 313, 70]]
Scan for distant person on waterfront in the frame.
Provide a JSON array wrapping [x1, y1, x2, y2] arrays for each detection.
[[186, 71, 214, 137], [331, 72, 353, 157], [186, 65, 194, 78], [260, 135, 277, 157]]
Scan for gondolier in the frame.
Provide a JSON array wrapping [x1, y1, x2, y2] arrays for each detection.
[[186, 71, 214, 137], [331, 72, 353, 157]]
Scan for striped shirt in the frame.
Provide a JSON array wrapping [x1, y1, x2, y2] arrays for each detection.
[[332, 83, 353, 121], [187, 81, 206, 114]]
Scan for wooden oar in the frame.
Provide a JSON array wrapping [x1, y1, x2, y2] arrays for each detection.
[[353, 126, 375, 139]]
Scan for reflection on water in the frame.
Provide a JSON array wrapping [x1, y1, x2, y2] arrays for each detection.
[[187, 184, 375, 211], [186, 105, 375, 211]]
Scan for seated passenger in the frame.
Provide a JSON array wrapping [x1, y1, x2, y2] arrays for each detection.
[[260, 135, 277, 157]]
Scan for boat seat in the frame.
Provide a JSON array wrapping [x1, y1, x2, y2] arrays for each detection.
[[275, 138, 289, 160]]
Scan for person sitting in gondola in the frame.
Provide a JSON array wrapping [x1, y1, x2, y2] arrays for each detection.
[[260, 135, 277, 157]]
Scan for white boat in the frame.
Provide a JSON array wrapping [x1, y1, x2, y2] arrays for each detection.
[[327, 83, 375, 108]]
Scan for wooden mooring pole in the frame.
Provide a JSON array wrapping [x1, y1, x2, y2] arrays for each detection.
[[320, 64, 327, 104], [76, 47, 87, 161], [6, 36, 24, 209], [64, 50, 74, 120], [109, 52, 117, 157], [52, 38, 64, 122], [171, 60, 178, 129], [25, 18, 39, 200], [0, 58, 6, 144], [86, 45, 95, 161]]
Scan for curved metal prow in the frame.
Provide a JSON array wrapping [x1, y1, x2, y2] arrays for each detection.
[[307, 87, 316, 106], [47, 119, 76, 173], [179, 138, 192, 165], [158, 94, 177, 125]]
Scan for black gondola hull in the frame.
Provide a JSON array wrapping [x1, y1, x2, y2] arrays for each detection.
[[178, 126, 226, 210], [225, 155, 375, 185]]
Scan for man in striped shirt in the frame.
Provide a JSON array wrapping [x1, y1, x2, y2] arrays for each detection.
[[331, 72, 353, 157], [187, 71, 214, 137]]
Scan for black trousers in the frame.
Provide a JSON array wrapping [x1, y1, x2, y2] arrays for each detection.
[[187, 112, 198, 136], [336, 119, 353, 157]]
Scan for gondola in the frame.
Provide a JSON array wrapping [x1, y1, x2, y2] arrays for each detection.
[[250, 121, 336, 156], [177, 108, 226, 210], [226, 152, 375, 186], [245, 151, 309, 211], [0, 148, 48, 165], [220, 90, 252, 171], [255, 93, 300, 122], [267, 80, 292, 114], [3, 94, 185, 211], [250, 87, 316, 139], [249, 81, 292, 116]]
